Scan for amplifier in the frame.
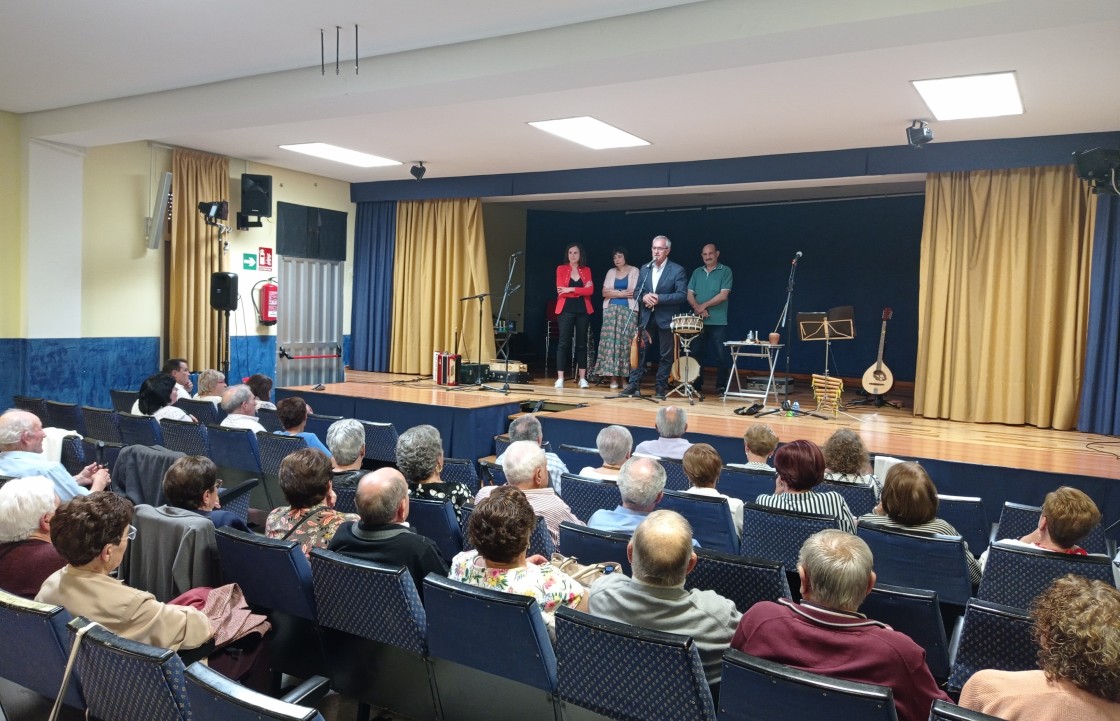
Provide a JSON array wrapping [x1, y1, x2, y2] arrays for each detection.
[[459, 363, 489, 385], [486, 359, 528, 373], [746, 377, 794, 393], [487, 369, 532, 384]]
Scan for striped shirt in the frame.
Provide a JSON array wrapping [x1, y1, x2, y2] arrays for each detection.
[[474, 485, 584, 546], [857, 513, 982, 584], [824, 471, 882, 499], [754, 490, 857, 534]]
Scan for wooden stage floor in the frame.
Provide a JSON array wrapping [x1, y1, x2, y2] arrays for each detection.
[[305, 371, 1120, 482]]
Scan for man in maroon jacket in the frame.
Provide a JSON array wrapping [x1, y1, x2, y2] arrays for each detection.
[[731, 530, 950, 721]]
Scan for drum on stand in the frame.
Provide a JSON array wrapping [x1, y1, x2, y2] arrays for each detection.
[[671, 356, 700, 383], [670, 314, 704, 335]]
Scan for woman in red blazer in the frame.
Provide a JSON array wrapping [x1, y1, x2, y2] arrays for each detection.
[[554, 243, 595, 388]]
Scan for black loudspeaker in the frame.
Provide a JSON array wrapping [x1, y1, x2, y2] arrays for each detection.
[[241, 174, 273, 217], [210, 272, 238, 311]]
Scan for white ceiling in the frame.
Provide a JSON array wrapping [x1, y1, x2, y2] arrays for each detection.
[[4, 0, 1118, 209]]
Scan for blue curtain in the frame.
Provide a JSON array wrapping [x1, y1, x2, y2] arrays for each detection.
[[1078, 194, 1120, 435], [351, 201, 397, 371]]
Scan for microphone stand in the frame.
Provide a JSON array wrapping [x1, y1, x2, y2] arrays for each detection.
[[772, 255, 800, 405], [606, 261, 658, 403], [485, 253, 522, 394], [449, 292, 492, 392]]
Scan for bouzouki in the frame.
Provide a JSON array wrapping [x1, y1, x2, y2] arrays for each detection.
[[861, 308, 894, 396]]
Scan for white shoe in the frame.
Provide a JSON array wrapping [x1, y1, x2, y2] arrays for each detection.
[[579, 378, 590, 389], [554, 378, 564, 388], [610, 381, 619, 389]]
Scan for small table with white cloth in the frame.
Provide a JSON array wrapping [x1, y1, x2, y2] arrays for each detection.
[[722, 341, 783, 405]]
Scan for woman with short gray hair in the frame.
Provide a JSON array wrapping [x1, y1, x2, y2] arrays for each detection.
[[327, 419, 366, 487], [579, 425, 632, 480], [0, 476, 65, 598], [396, 425, 471, 517]]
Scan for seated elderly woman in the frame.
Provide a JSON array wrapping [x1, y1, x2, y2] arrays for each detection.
[[579, 424, 632, 480], [683, 443, 743, 537], [451, 485, 587, 621], [35, 491, 213, 651], [265, 448, 358, 557], [729, 424, 778, 473], [396, 424, 472, 516], [857, 462, 981, 584], [274, 396, 332, 459], [247, 373, 276, 411], [326, 418, 367, 487], [0, 476, 66, 598], [163, 455, 250, 532], [134, 372, 195, 422], [193, 369, 227, 405], [754, 439, 856, 533], [961, 574, 1120, 719], [822, 428, 880, 497]]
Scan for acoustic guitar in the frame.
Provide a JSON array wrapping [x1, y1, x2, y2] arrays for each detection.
[[861, 308, 894, 396]]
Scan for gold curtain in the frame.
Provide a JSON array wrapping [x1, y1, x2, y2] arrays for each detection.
[[914, 165, 1096, 429], [389, 198, 495, 374], [170, 149, 229, 370]]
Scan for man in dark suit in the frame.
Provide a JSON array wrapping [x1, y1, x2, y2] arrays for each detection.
[[622, 235, 688, 400]]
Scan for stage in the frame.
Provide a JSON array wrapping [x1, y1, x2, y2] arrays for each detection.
[[278, 370, 1120, 524]]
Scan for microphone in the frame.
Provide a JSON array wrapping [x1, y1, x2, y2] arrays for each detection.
[[792, 251, 803, 264], [510, 250, 524, 257], [647, 260, 656, 269]]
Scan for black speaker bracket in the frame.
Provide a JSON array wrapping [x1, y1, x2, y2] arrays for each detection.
[[236, 212, 263, 231]]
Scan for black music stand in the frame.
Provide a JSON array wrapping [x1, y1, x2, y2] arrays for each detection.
[[799, 305, 854, 378]]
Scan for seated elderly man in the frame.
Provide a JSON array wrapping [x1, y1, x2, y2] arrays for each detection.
[[0, 476, 66, 598], [979, 486, 1102, 571], [579, 425, 633, 481], [589, 510, 740, 687], [633, 406, 692, 460], [476, 440, 583, 546], [327, 418, 367, 487], [219, 384, 266, 433], [587, 456, 668, 536], [731, 530, 949, 721], [328, 468, 448, 597], [495, 414, 569, 493], [0, 409, 110, 501]]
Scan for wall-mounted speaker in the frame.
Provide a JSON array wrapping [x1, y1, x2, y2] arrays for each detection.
[[210, 272, 239, 311], [241, 174, 273, 217]]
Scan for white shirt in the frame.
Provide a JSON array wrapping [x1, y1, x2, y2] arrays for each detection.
[[685, 486, 744, 537], [220, 413, 266, 434], [651, 259, 666, 292]]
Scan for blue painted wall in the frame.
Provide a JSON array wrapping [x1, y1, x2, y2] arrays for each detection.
[[2, 337, 159, 409]]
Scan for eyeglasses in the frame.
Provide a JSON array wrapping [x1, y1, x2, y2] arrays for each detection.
[[126, 525, 137, 541], [651, 245, 668, 251]]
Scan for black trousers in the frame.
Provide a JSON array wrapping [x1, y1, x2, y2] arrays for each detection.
[[557, 310, 590, 371]]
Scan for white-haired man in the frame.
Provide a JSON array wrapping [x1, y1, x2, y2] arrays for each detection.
[[476, 440, 583, 545], [495, 414, 569, 493], [0, 475, 66, 598], [219, 385, 266, 433], [731, 530, 949, 721], [589, 510, 739, 686], [587, 456, 667, 535], [0, 410, 110, 501], [633, 406, 692, 460]]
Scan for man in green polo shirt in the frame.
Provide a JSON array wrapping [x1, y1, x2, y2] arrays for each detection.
[[687, 243, 733, 394]]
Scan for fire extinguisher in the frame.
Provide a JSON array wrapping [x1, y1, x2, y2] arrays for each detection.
[[254, 278, 278, 326]]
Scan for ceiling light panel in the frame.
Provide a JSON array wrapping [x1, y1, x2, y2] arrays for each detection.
[[911, 72, 1023, 121], [279, 143, 402, 167], [528, 116, 650, 150]]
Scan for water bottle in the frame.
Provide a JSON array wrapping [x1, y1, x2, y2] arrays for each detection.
[[792, 401, 800, 413]]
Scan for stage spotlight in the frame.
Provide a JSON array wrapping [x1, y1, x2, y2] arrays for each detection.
[[196, 201, 228, 221], [410, 162, 426, 181], [906, 120, 933, 149], [1072, 148, 1120, 195]]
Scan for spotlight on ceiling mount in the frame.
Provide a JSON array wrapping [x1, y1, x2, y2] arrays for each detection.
[[410, 162, 426, 181], [906, 120, 933, 149], [1073, 148, 1120, 195]]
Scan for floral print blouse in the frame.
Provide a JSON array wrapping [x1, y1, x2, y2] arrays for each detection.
[[410, 480, 472, 517], [449, 550, 585, 617], [265, 502, 359, 558]]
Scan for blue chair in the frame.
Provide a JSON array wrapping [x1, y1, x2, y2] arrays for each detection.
[[304, 413, 342, 446], [214, 528, 323, 680], [174, 397, 223, 425], [334, 484, 358, 514], [929, 698, 1008, 721], [937, 495, 990, 556], [257, 432, 309, 476], [361, 421, 399, 465], [184, 662, 329, 721], [556, 443, 600, 474], [558, 522, 631, 575], [108, 389, 139, 414], [256, 406, 283, 433], [555, 606, 716, 721], [46, 400, 86, 435], [660, 490, 739, 553], [160, 418, 211, 456], [309, 549, 440, 721], [859, 584, 950, 681], [559, 474, 621, 523], [685, 549, 792, 613], [12, 395, 49, 425], [81, 437, 124, 476], [717, 466, 776, 505], [994, 501, 1110, 556], [442, 458, 481, 496], [0, 589, 84, 711], [59, 433, 85, 475], [82, 405, 123, 443], [207, 425, 263, 475], [718, 650, 896, 721], [976, 540, 1115, 610], [67, 617, 190, 721], [217, 478, 258, 525], [740, 503, 839, 577], [493, 434, 512, 457], [116, 412, 164, 446], [856, 525, 973, 608], [822, 479, 877, 517], [408, 498, 464, 562], [659, 457, 691, 492], [947, 598, 1037, 693], [481, 460, 507, 486], [425, 575, 560, 721]]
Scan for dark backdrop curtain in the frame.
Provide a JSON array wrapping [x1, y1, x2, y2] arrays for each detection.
[[351, 201, 397, 371], [1078, 193, 1120, 435]]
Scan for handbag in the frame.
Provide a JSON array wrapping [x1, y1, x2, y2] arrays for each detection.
[[549, 552, 624, 586]]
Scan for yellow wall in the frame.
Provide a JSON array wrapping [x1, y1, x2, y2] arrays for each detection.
[[0, 112, 23, 338]]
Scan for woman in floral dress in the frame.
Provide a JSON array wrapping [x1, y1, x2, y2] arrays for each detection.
[[594, 247, 639, 389], [396, 424, 472, 517], [265, 447, 358, 557]]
